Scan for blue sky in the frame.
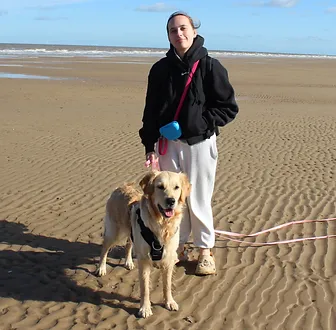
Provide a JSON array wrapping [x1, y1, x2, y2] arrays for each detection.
[[0, 0, 336, 55]]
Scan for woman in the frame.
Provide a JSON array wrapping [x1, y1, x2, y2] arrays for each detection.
[[139, 11, 239, 275]]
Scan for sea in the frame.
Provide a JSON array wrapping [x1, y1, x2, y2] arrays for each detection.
[[1, 43, 336, 60]]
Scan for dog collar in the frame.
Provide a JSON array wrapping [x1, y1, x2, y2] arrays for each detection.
[[135, 208, 164, 261]]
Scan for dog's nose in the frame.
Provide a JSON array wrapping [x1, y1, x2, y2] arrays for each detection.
[[166, 198, 175, 207]]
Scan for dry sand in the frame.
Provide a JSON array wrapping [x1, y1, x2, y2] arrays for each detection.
[[0, 55, 335, 330]]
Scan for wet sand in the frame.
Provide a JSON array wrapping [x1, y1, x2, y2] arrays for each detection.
[[0, 56, 336, 329]]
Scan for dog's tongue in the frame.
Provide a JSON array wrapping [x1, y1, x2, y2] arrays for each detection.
[[164, 209, 174, 217]]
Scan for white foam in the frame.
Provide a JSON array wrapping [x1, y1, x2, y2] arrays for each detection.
[[0, 45, 335, 60]]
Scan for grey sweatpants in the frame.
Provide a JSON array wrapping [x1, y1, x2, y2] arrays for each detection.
[[156, 134, 218, 248]]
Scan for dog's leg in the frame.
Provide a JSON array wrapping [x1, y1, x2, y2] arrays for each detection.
[[162, 262, 179, 311], [124, 238, 134, 270], [95, 236, 115, 277], [138, 258, 153, 318]]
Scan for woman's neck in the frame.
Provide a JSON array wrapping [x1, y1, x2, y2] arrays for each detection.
[[174, 48, 185, 60]]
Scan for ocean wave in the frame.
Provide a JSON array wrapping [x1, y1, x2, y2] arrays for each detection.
[[0, 45, 335, 60]]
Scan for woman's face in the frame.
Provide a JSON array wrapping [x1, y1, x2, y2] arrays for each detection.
[[167, 15, 197, 57]]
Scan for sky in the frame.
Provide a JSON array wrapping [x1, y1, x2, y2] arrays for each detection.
[[0, 0, 336, 55]]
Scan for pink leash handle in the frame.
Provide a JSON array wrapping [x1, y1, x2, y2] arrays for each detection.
[[158, 137, 168, 156], [215, 217, 336, 246]]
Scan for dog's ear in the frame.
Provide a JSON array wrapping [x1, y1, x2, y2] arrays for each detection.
[[139, 171, 157, 195], [179, 173, 191, 203]]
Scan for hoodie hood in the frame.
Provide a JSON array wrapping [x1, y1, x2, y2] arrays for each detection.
[[166, 35, 208, 68]]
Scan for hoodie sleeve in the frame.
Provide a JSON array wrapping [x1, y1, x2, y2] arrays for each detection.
[[139, 64, 162, 154], [202, 58, 239, 129]]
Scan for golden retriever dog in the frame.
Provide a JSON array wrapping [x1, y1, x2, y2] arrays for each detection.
[[96, 171, 191, 318]]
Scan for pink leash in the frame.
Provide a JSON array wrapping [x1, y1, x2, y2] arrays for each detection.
[[158, 60, 200, 156], [215, 217, 336, 246], [172, 60, 200, 122]]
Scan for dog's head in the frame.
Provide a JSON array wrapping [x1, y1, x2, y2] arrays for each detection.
[[139, 171, 191, 219]]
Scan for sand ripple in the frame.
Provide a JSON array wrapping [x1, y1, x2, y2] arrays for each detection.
[[1, 57, 335, 329]]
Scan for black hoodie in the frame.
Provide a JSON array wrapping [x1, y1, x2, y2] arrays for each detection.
[[139, 35, 239, 154]]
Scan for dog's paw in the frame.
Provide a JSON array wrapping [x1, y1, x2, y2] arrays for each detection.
[[95, 265, 106, 277], [125, 260, 135, 270], [138, 305, 153, 318], [165, 299, 179, 311]]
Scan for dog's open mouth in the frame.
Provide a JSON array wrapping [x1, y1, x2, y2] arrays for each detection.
[[158, 205, 175, 218]]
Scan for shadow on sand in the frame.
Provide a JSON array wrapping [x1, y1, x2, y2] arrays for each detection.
[[0, 219, 139, 315]]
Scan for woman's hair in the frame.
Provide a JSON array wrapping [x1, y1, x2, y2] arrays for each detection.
[[166, 11, 201, 33]]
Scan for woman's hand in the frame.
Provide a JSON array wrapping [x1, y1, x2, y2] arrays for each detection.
[[145, 152, 160, 170]]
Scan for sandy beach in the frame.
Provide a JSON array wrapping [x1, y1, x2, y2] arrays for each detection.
[[1, 55, 336, 330]]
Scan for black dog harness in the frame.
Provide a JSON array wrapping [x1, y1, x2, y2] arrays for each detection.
[[134, 208, 164, 261]]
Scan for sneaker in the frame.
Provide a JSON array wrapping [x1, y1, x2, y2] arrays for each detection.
[[195, 253, 216, 275]]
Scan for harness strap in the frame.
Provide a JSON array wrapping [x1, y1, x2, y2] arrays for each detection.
[[135, 208, 164, 261]]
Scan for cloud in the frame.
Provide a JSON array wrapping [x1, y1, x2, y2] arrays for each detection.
[[0, 0, 91, 10], [241, 0, 300, 8], [34, 16, 68, 20], [135, 2, 177, 12], [326, 6, 336, 13], [267, 0, 299, 7], [29, 0, 91, 9], [287, 36, 328, 43], [0, 10, 8, 16]]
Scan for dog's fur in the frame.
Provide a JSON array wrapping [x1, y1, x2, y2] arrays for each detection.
[[96, 171, 191, 318]]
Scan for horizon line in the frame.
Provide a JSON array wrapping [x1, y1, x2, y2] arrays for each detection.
[[0, 42, 335, 57]]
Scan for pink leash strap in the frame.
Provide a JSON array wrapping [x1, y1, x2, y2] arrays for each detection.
[[215, 217, 336, 246], [158, 137, 168, 156], [174, 60, 200, 120], [158, 60, 200, 156]]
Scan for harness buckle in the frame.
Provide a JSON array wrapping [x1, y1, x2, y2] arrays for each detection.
[[152, 242, 163, 251]]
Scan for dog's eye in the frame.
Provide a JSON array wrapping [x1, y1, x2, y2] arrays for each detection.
[[157, 185, 165, 190], [174, 185, 180, 190]]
